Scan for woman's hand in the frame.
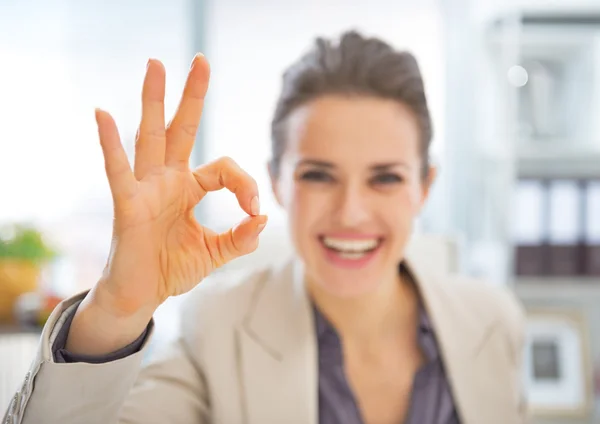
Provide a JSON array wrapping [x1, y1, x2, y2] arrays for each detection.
[[66, 55, 267, 355]]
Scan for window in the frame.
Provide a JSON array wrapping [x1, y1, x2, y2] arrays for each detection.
[[0, 1, 194, 296]]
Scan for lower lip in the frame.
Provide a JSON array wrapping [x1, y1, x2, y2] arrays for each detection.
[[320, 242, 382, 269]]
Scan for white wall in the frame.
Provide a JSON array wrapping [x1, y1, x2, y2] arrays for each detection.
[[0, 0, 192, 224], [0, 0, 197, 408], [0, 0, 194, 297]]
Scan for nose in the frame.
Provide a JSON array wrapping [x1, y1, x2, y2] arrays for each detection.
[[336, 183, 371, 227]]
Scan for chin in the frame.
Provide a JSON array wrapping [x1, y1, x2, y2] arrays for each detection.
[[313, 271, 383, 298]]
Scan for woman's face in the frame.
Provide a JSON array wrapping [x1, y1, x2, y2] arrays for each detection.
[[270, 95, 434, 298]]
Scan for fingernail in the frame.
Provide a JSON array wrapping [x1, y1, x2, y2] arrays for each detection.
[[257, 223, 266, 234], [250, 196, 260, 216], [190, 53, 203, 69]]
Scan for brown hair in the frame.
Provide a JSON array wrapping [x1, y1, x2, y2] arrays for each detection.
[[270, 30, 433, 179]]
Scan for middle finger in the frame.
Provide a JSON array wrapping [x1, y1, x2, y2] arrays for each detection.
[[165, 54, 210, 169], [134, 59, 167, 179]]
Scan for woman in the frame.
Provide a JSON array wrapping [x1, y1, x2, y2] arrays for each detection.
[[4, 31, 526, 424]]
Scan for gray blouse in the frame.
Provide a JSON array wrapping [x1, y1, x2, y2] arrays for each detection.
[[314, 302, 460, 424]]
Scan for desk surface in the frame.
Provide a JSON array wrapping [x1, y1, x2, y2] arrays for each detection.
[[0, 330, 40, 412], [0, 325, 41, 335]]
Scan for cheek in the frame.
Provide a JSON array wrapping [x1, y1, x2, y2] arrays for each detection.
[[278, 182, 325, 240], [288, 184, 330, 226], [406, 181, 426, 213], [386, 184, 424, 228]]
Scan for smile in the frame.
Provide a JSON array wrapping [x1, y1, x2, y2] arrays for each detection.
[[319, 236, 383, 266]]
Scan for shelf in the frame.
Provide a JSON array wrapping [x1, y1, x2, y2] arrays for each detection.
[[514, 277, 600, 299], [516, 276, 600, 284], [478, 146, 600, 178], [517, 141, 600, 157], [516, 146, 600, 178], [489, 6, 600, 31]]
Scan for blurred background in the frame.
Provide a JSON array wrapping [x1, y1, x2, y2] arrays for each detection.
[[1, 0, 600, 422]]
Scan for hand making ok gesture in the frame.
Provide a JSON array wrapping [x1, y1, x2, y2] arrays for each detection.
[[92, 55, 267, 321]]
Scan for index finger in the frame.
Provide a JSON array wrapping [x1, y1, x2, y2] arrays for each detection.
[[95, 109, 137, 201], [192, 156, 260, 216]]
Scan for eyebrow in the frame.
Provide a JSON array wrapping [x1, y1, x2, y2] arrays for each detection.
[[371, 162, 411, 171], [297, 159, 411, 171]]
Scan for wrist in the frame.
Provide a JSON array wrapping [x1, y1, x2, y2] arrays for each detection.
[[91, 277, 159, 322], [64, 286, 154, 356], [86, 288, 153, 332]]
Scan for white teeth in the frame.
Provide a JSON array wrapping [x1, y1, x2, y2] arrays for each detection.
[[337, 251, 368, 260], [322, 237, 379, 253]]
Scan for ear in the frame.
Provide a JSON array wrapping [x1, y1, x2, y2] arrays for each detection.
[[267, 160, 284, 207], [420, 165, 438, 203]]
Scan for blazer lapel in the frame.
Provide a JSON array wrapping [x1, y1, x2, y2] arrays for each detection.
[[236, 259, 318, 424], [235, 253, 521, 424], [405, 255, 521, 424]]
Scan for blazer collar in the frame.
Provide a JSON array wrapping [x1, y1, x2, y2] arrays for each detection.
[[242, 251, 498, 359], [237, 258, 318, 424], [402, 253, 521, 424], [241, 258, 312, 359], [238, 251, 513, 424], [402, 254, 498, 358]]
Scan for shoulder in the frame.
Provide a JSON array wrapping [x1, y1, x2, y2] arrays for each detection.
[[445, 274, 527, 356], [450, 275, 525, 325]]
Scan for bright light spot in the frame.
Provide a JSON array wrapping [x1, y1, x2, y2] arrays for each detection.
[[507, 65, 528, 87]]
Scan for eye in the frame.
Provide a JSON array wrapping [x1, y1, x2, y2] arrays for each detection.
[[299, 170, 334, 183], [371, 173, 403, 185]]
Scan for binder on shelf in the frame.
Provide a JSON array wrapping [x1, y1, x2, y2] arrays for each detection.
[[513, 179, 547, 276], [546, 179, 584, 276], [584, 180, 600, 276]]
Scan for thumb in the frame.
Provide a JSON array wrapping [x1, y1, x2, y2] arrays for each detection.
[[210, 215, 268, 267]]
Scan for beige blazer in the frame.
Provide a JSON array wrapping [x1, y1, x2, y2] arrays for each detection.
[[4, 252, 527, 424]]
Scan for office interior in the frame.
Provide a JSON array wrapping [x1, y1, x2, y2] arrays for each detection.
[[1, 0, 600, 422]]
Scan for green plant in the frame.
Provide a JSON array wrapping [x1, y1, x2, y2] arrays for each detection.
[[0, 224, 57, 264]]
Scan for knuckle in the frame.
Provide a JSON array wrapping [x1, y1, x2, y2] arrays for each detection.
[[229, 228, 242, 254], [136, 126, 166, 144], [179, 123, 198, 138], [169, 158, 190, 169], [219, 156, 236, 167], [246, 238, 259, 254], [167, 120, 197, 138], [212, 232, 233, 268]]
